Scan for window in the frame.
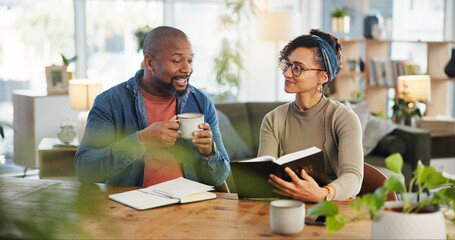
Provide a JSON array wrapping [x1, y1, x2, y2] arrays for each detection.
[[85, 0, 163, 90], [0, 0, 74, 161], [392, 0, 444, 41], [0, 0, 74, 120], [171, 1, 224, 94]]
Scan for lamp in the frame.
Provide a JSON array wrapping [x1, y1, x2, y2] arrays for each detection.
[[258, 11, 301, 100], [397, 75, 431, 103], [69, 79, 102, 141], [397, 75, 431, 118]]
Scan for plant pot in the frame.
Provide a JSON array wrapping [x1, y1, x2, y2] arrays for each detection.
[[332, 16, 350, 33], [402, 116, 417, 127], [371, 201, 446, 239]]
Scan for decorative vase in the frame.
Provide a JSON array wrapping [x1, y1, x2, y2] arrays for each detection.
[[371, 201, 446, 239], [364, 14, 382, 39], [371, 25, 385, 39], [444, 48, 455, 77]]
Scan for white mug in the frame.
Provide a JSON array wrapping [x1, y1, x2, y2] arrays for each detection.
[[270, 199, 305, 235], [176, 113, 204, 139]]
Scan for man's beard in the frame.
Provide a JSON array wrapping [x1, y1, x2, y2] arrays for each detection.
[[156, 77, 190, 98]]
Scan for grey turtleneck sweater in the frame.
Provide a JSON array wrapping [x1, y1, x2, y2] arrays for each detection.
[[258, 97, 364, 200]]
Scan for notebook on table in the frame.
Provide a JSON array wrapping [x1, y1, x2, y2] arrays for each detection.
[[109, 177, 216, 210]]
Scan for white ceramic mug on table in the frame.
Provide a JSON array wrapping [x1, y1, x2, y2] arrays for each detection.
[[270, 199, 305, 235], [176, 113, 204, 139]]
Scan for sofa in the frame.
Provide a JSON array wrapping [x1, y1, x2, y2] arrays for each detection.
[[214, 101, 432, 193]]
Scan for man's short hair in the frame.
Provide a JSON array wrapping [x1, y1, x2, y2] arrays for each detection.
[[142, 26, 188, 57]]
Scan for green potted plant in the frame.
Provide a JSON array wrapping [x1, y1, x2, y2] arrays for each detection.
[[331, 6, 350, 33], [308, 153, 454, 238], [60, 54, 78, 80], [134, 25, 153, 53], [134, 25, 153, 68], [392, 98, 422, 126]]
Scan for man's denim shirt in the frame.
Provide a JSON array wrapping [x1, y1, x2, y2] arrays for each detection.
[[74, 69, 230, 187]]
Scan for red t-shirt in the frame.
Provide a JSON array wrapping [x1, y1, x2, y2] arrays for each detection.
[[140, 86, 183, 187]]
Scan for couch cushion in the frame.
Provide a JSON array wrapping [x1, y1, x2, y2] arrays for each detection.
[[363, 115, 396, 156], [347, 101, 370, 134], [216, 110, 255, 161], [215, 103, 253, 149], [246, 102, 287, 153], [373, 135, 406, 156]]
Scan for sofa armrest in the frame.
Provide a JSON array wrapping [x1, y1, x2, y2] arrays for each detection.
[[389, 125, 431, 170]]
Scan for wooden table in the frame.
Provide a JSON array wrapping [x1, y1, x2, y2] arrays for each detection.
[[0, 177, 452, 239]]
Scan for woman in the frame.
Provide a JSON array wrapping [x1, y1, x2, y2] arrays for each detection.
[[258, 29, 363, 202]]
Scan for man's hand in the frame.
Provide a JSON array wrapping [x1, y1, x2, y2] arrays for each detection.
[[138, 116, 180, 147], [192, 123, 214, 156]]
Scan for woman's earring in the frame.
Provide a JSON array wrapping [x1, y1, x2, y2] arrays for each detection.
[[318, 84, 322, 94]]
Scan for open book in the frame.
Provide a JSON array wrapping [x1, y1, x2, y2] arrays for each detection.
[[230, 147, 327, 199], [109, 177, 216, 210]]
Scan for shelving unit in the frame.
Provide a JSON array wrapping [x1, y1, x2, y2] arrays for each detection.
[[333, 39, 454, 117], [427, 41, 455, 116], [330, 39, 365, 101]]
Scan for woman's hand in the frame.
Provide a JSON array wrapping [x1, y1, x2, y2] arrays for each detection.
[[268, 167, 328, 202]]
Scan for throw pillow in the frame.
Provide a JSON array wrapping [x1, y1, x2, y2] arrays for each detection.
[[216, 110, 255, 160], [363, 115, 396, 156], [346, 101, 370, 134]]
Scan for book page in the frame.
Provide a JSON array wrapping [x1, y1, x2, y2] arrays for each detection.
[[109, 190, 179, 210], [237, 155, 275, 163], [142, 177, 214, 199], [275, 147, 321, 165], [180, 192, 217, 204]]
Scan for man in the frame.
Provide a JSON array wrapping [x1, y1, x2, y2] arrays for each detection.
[[74, 26, 230, 187]]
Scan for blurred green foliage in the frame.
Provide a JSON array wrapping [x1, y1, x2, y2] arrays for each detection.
[[135, 25, 153, 53], [0, 179, 113, 239], [213, 0, 257, 102]]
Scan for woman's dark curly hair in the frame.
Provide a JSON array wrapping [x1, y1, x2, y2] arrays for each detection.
[[279, 29, 343, 79]]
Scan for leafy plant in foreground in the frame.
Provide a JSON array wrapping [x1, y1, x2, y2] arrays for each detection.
[[308, 153, 455, 235]]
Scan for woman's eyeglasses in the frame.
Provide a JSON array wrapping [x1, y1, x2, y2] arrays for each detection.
[[279, 59, 325, 77]]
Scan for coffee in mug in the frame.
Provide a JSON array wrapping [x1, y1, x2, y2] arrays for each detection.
[[270, 199, 305, 235], [176, 113, 204, 139]]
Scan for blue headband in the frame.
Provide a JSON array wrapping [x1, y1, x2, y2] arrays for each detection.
[[312, 35, 339, 81]]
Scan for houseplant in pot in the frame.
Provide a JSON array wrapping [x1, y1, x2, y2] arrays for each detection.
[[134, 25, 153, 53], [60, 54, 78, 80], [331, 6, 350, 33], [308, 153, 454, 238], [135, 25, 154, 68], [391, 98, 422, 126]]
